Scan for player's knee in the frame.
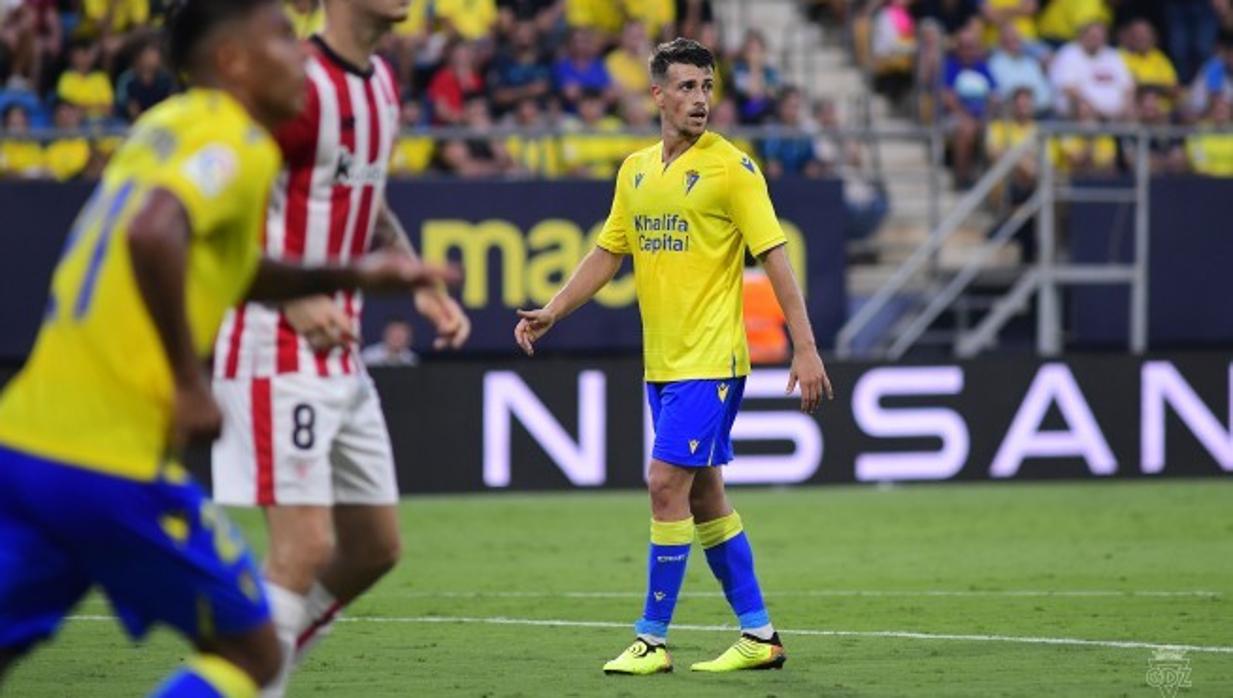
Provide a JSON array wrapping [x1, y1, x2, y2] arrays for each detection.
[[647, 471, 689, 519], [268, 531, 336, 582]]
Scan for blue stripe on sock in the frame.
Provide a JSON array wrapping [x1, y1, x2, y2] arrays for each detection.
[[738, 609, 771, 630]]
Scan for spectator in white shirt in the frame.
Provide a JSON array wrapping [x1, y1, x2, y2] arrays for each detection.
[[361, 319, 420, 367], [990, 24, 1052, 115], [1048, 20, 1134, 119]]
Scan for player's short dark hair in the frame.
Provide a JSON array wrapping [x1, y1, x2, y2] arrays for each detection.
[[649, 38, 714, 83], [165, 0, 276, 76]]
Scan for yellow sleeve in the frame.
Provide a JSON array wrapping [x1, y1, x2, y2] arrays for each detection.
[[596, 157, 633, 254], [725, 155, 786, 256], [143, 128, 272, 239]]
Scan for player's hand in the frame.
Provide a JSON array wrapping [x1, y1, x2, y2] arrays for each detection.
[[356, 251, 461, 293], [415, 286, 472, 350], [285, 294, 355, 351], [786, 346, 833, 413], [514, 307, 556, 356], [172, 380, 223, 448]]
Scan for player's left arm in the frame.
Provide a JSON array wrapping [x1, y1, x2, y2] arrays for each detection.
[[372, 196, 472, 349], [727, 154, 833, 412], [758, 244, 834, 413]]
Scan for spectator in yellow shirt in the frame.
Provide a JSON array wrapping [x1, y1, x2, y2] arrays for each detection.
[[44, 102, 95, 181], [1188, 96, 1233, 176], [436, 0, 499, 41], [1119, 19, 1179, 101], [622, 0, 675, 41], [560, 89, 625, 177], [503, 97, 563, 178], [565, 0, 623, 36], [605, 21, 655, 118], [0, 105, 47, 179], [389, 100, 436, 176], [56, 40, 114, 122], [986, 87, 1045, 191], [1053, 97, 1118, 174], [80, 0, 150, 68], [285, 0, 325, 39], [981, 0, 1040, 51], [1037, 0, 1110, 46]]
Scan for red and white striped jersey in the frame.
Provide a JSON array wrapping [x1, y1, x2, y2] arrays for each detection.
[[215, 37, 400, 380]]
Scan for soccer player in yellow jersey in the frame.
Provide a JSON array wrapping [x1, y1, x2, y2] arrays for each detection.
[[0, 1, 454, 696], [515, 38, 833, 675]]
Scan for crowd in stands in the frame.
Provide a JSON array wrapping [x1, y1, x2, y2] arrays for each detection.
[[0, 0, 871, 187], [861, 0, 1233, 186]]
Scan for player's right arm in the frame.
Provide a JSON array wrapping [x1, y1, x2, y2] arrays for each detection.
[[515, 156, 633, 356], [127, 188, 223, 445], [246, 252, 460, 302]]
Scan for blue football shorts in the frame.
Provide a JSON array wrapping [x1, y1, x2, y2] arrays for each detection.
[[0, 445, 269, 651], [646, 377, 746, 467]]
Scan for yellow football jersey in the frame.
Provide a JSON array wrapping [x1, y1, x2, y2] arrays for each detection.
[[0, 89, 280, 481], [596, 132, 786, 382]]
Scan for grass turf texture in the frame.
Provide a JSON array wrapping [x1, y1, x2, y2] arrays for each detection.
[[6, 480, 1233, 696]]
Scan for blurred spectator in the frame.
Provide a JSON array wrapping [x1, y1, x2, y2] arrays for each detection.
[[436, 0, 500, 42], [986, 87, 1042, 191], [1119, 18, 1179, 102], [386, 0, 433, 89], [553, 27, 614, 111], [79, 0, 150, 68], [731, 30, 781, 124], [1124, 86, 1187, 173], [812, 98, 889, 240], [57, 39, 113, 123], [44, 101, 94, 181], [674, 0, 714, 40], [606, 21, 654, 117], [1164, 0, 1219, 83], [361, 319, 420, 367], [561, 88, 624, 177], [489, 20, 553, 116], [115, 40, 172, 122], [389, 99, 435, 176], [1186, 96, 1233, 176], [989, 23, 1052, 114], [497, 0, 566, 37], [1048, 20, 1133, 119], [0, 0, 61, 91], [1036, 0, 1111, 46], [504, 96, 562, 176], [915, 18, 947, 120], [428, 41, 484, 125], [1186, 30, 1233, 119], [980, 0, 1040, 53], [911, 0, 981, 36], [624, 0, 676, 41], [565, 0, 623, 36], [436, 95, 513, 176], [709, 96, 756, 158], [0, 103, 45, 178], [1053, 97, 1118, 174], [760, 86, 823, 179], [870, 0, 916, 104], [943, 28, 997, 187]]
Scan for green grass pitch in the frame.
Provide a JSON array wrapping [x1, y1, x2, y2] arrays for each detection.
[[6, 480, 1233, 696]]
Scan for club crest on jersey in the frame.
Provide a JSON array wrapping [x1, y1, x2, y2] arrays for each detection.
[[741, 156, 756, 173], [634, 172, 645, 188], [684, 169, 701, 195]]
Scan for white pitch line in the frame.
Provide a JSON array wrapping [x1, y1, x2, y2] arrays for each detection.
[[383, 589, 1223, 599], [65, 614, 1233, 655]]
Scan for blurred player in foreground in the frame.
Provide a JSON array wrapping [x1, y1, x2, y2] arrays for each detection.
[[209, 0, 469, 695], [515, 38, 833, 675], [0, 1, 455, 695]]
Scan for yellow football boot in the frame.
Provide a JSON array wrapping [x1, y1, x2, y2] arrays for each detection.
[[602, 638, 673, 675], [690, 633, 786, 672]]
